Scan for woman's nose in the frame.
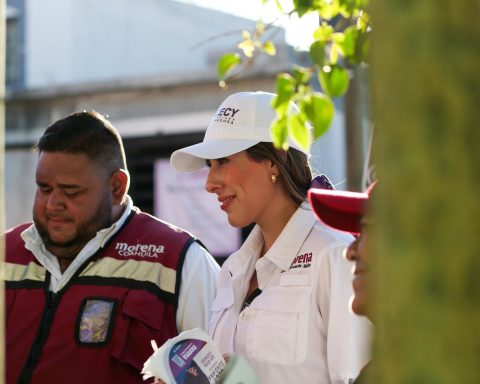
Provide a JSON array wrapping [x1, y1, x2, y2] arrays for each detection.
[[205, 168, 220, 194]]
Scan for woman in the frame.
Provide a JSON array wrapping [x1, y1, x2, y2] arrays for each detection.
[[170, 91, 371, 384]]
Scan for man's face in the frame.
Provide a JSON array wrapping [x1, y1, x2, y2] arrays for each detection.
[[346, 218, 372, 316], [33, 151, 114, 262]]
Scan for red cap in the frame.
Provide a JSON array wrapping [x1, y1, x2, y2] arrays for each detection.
[[308, 182, 376, 234]]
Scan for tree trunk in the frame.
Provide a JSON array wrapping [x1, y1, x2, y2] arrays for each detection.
[[370, 0, 480, 382], [345, 66, 371, 192]]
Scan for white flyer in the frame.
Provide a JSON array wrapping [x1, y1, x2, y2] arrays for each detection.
[[142, 328, 226, 384]]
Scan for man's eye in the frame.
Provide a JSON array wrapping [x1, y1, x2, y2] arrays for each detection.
[[65, 190, 81, 198], [37, 186, 51, 194], [205, 160, 212, 168]]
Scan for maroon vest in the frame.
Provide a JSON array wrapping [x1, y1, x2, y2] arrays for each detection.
[[4, 210, 195, 384]]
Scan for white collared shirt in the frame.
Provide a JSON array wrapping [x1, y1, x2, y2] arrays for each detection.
[[21, 195, 219, 332], [209, 202, 372, 384]]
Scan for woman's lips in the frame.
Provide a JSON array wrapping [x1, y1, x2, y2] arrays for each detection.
[[219, 195, 234, 211]]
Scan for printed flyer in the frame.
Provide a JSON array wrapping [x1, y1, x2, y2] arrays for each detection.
[[142, 328, 226, 384]]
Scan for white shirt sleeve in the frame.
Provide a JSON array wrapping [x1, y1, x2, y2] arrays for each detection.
[[318, 242, 372, 383], [176, 241, 220, 333]]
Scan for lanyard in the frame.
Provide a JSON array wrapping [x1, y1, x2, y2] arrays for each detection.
[[240, 288, 262, 311]]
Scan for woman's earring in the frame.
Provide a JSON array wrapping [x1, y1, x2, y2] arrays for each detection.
[[271, 174, 278, 183]]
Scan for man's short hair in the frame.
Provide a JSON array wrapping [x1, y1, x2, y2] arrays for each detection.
[[35, 110, 127, 173]]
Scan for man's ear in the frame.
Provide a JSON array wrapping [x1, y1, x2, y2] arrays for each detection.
[[110, 169, 130, 205]]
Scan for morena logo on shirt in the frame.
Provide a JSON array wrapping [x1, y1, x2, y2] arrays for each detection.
[[115, 242, 165, 258], [289, 252, 313, 269], [213, 107, 240, 125]]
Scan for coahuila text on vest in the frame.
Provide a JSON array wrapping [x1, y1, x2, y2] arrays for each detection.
[[115, 242, 165, 257]]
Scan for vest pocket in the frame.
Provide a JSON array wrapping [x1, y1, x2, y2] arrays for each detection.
[[111, 290, 168, 370], [76, 297, 118, 346], [122, 290, 165, 329]]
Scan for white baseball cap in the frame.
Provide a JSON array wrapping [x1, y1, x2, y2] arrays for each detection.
[[170, 91, 309, 172]]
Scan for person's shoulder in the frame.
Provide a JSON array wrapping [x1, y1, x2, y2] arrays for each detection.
[[4, 222, 32, 238], [131, 210, 194, 237], [4, 223, 33, 258], [310, 219, 355, 246], [184, 240, 216, 260]]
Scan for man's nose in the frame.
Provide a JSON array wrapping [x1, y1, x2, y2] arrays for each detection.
[[46, 189, 65, 210]]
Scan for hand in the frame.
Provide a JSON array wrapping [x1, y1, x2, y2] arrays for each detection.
[[187, 366, 199, 377]]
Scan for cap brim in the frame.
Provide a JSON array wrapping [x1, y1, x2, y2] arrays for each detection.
[[170, 139, 260, 172], [308, 188, 369, 234]]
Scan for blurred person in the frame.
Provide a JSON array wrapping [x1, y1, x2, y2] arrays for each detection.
[[170, 91, 371, 384], [309, 182, 377, 382], [308, 182, 376, 316], [3, 111, 219, 384]]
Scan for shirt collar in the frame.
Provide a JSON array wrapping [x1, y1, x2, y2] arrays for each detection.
[[226, 201, 317, 275], [264, 201, 316, 270]]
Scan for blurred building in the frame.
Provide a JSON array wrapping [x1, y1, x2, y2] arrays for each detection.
[[5, 0, 348, 257]]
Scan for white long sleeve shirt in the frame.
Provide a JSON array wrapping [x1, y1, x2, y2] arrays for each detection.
[[208, 203, 371, 383]]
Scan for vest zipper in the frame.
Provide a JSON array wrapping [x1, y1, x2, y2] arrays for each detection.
[[18, 291, 59, 383]]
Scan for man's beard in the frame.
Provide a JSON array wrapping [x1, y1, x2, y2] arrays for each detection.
[[34, 193, 114, 257]]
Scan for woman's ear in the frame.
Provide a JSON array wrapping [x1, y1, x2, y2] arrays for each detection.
[[110, 169, 130, 205], [270, 160, 279, 177]]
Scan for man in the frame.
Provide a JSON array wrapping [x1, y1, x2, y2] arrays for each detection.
[[3, 111, 219, 383], [308, 182, 376, 383]]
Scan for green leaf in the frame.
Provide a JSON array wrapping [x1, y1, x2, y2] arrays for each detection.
[[293, 0, 315, 17], [302, 93, 335, 139], [332, 32, 346, 44], [292, 66, 312, 85], [329, 43, 340, 64], [273, 74, 295, 113], [309, 40, 326, 66], [319, 2, 340, 20], [338, 0, 355, 17], [288, 113, 310, 151], [263, 40, 277, 56], [357, 11, 371, 32], [313, 23, 334, 43], [274, 0, 284, 12], [360, 31, 371, 62], [218, 53, 242, 82], [343, 26, 360, 62], [319, 65, 350, 98], [271, 115, 289, 150]]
